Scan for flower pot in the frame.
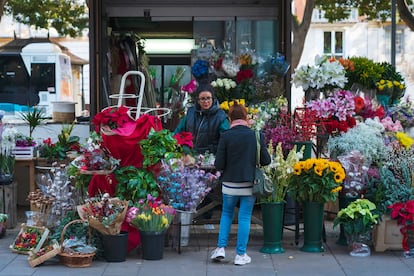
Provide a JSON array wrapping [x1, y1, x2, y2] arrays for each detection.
[[260, 202, 285, 254], [140, 230, 165, 260], [301, 201, 325, 252], [346, 232, 371, 257], [52, 101, 76, 123], [102, 231, 129, 262]]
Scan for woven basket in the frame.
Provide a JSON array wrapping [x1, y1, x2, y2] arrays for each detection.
[[28, 239, 61, 267], [58, 219, 95, 268]]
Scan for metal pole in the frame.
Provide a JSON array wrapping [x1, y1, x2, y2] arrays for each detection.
[[391, 0, 396, 67]]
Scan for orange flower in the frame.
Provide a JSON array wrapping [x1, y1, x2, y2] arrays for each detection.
[[354, 96, 365, 113]]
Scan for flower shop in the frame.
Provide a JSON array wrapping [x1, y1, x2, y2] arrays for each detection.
[[0, 37, 413, 268]]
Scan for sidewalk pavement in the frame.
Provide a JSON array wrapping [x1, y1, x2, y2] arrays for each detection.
[[0, 221, 413, 276]]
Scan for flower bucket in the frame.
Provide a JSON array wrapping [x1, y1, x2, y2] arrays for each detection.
[[140, 230, 165, 260], [102, 231, 129, 262], [175, 210, 194, 247], [52, 101, 76, 123]]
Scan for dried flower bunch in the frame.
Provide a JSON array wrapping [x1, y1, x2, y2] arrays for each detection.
[[79, 193, 128, 235]]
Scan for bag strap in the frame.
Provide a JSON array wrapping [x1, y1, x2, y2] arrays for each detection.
[[255, 131, 260, 167]]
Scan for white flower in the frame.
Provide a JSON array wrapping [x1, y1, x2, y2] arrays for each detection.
[[291, 55, 347, 92]]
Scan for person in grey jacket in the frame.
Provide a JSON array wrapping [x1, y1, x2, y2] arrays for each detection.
[[211, 101, 271, 265]]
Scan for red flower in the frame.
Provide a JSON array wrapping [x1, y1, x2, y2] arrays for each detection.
[[92, 106, 131, 132], [354, 96, 365, 113], [236, 68, 254, 83], [173, 132, 193, 148]]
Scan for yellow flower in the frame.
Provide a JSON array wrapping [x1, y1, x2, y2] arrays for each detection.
[[313, 166, 324, 176], [220, 101, 229, 111], [334, 172, 345, 183], [331, 186, 343, 193], [396, 131, 414, 149]]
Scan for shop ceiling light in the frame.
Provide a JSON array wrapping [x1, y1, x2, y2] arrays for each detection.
[[144, 39, 195, 54]]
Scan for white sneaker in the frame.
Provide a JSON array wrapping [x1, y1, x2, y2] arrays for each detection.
[[210, 247, 225, 261], [234, 254, 251, 265]]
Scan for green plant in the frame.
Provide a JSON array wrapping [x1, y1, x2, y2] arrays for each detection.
[[19, 107, 47, 138], [345, 57, 384, 90], [288, 158, 345, 204], [364, 166, 414, 217], [38, 123, 80, 161], [114, 166, 159, 202], [139, 128, 180, 167], [333, 198, 379, 237]]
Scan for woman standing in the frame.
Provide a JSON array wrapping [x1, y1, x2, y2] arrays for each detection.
[[211, 101, 271, 265], [174, 83, 229, 154]]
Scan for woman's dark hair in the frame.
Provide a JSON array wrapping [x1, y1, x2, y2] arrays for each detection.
[[228, 101, 247, 121], [195, 83, 215, 99]]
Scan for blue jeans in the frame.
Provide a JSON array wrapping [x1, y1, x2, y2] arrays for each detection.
[[217, 194, 256, 255]]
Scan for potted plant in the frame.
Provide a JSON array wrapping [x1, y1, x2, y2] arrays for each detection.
[[289, 157, 346, 252], [333, 198, 379, 257], [388, 199, 414, 257], [258, 142, 304, 254], [367, 165, 414, 253], [127, 194, 176, 260], [77, 193, 129, 262], [19, 107, 47, 138]]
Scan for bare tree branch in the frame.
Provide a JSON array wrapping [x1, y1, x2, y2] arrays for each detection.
[[396, 0, 414, 31]]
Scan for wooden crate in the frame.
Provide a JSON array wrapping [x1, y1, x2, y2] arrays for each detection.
[[0, 181, 17, 229], [373, 215, 403, 252], [12, 147, 35, 159]]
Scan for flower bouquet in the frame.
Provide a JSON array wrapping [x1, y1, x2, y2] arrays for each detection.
[[10, 224, 49, 254], [306, 90, 357, 135], [92, 105, 136, 136], [262, 142, 304, 203], [292, 55, 346, 101], [289, 158, 346, 203], [77, 193, 128, 235], [71, 134, 120, 174], [211, 78, 237, 103], [337, 150, 371, 198], [0, 125, 18, 184], [157, 158, 221, 212], [127, 194, 176, 232]]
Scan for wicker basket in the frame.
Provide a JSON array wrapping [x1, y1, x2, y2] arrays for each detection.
[[58, 219, 95, 268]]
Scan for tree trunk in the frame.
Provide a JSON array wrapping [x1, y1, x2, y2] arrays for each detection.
[[396, 0, 414, 32], [0, 0, 8, 19], [291, 0, 316, 71]]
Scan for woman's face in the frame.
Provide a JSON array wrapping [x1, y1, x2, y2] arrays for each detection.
[[197, 91, 213, 110]]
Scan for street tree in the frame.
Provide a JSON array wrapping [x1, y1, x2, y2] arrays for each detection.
[[1, 0, 88, 37], [292, 0, 414, 69]]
